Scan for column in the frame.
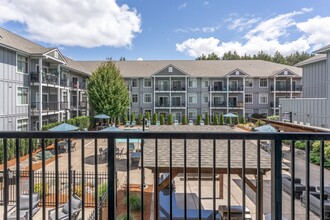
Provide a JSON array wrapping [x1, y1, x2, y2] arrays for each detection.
[[290, 77, 293, 99], [76, 90, 79, 116], [153, 77, 156, 115], [242, 76, 246, 117], [38, 58, 43, 130], [226, 77, 229, 114], [185, 76, 188, 116], [273, 78, 276, 115], [57, 65, 61, 117], [169, 77, 172, 115], [67, 88, 71, 119]]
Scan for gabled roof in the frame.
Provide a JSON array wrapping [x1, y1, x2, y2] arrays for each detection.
[[313, 44, 330, 54], [295, 54, 326, 67], [78, 60, 302, 78], [63, 57, 91, 76]]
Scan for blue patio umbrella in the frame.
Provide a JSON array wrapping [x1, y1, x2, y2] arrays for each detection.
[[254, 124, 277, 132], [94, 114, 110, 119], [100, 126, 121, 131], [223, 113, 238, 118], [49, 123, 79, 131]]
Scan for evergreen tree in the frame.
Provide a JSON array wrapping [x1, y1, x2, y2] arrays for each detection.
[[152, 113, 158, 125], [130, 112, 135, 123], [145, 112, 151, 121], [168, 114, 173, 125], [137, 113, 143, 125], [236, 116, 240, 125], [182, 114, 187, 125], [213, 114, 219, 125], [160, 114, 165, 125], [241, 116, 246, 124], [228, 117, 232, 125], [219, 114, 224, 125], [123, 114, 128, 124], [205, 113, 209, 125], [197, 115, 202, 125]]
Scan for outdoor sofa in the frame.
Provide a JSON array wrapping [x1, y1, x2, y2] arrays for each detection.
[[282, 175, 316, 198], [8, 193, 40, 220], [300, 191, 330, 219], [48, 195, 82, 220]]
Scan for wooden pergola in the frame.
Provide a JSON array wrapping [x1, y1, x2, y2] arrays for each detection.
[[142, 137, 280, 217]]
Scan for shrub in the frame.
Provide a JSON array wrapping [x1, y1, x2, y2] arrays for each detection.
[[235, 116, 240, 125], [74, 185, 83, 197], [152, 113, 158, 125], [205, 113, 209, 125], [98, 183, 108, 197], [160, 114, 165, 125], [130, 112, 135, 123], [213, 114, 219, 125], [312, 141, 320, 153], [117, 214, 136, 220], [168, 114, 173, 125], [182, 114, 187, 125], [255, 119, 266, 127], [294, 141, 306, 150], [34, 183, 49, 196], [137, 114, 143, 125], [219, 114, 224, 125], [123, 114, 128, 125], [197, 115, 202, 125], [240, 116, 246, 124], [267, 115, 279, 121], [125, 194, 142, 212], [325, 146, 330, 160], [145, 112, 151, 121]]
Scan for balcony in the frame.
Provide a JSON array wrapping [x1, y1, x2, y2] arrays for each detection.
[[271, 85, 303, 92], [171, 101, 186, 107], [31, 102, 64, 115], [79, 101, 87, 109], [60, 78, 69, 87], [0, 130, 327, 219], [155, 85, 170, 91], [211, 101, 227, 107], [171, 85, 186, 91], [270, 101, 280, 108], [228, 85, 244, 92], [30, 72, 59, 85], [209, 85, 227, 92], [155, 102, 170, 107]]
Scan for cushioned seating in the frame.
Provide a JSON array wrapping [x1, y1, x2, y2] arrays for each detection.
[[301, 191, 330, 219], [8, 193, 40, 220], [282, 175, 315, 198], [48, 195, 82, 220], [218, 205, 252, 220]]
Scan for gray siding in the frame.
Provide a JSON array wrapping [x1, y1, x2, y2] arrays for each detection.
[[302, 60, 327, 98]]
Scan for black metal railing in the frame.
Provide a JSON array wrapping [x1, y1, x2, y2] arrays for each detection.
[[171, 101, 185, 107], [270, 101, 280, 107], [79, 101, 87, 108], [155, 85, 170, 91], [60, 78, 69, 87], [271, 85, 303, 92], [211, 101, 226, 107], [228, 85, 244, 91], [209, 85, 227, 91], [171, 85, 186, 91], [31, 102, 59, 113], [0, 131, 329, 220], [155, 102, 170, 107]]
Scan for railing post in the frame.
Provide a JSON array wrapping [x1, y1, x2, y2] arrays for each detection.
[[271, 138, 282, 219], [108, 137, 116, 219]]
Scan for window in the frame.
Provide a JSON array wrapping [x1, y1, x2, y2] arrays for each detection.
[[144, 78, 152, 88], [168, 66, 173, 72], [17, 118, 28, 131], [202, 109, 208, 119], [245, 94, 253, 104], [245, 78, 253, 87], [188, 93, 197, 103], [132, 94, 138, 103], [17, 87, 29, 105], [144, 93, 152, 103], [202, 79, 209, 88], [259, 78, 268, 88], [132, 79, 138, 88], [188, 78, 197, 88], [202, 93, 209, 104], [188, 109, 197, 119], [17, 54, 28, 73], [259, 93, 268, 104]]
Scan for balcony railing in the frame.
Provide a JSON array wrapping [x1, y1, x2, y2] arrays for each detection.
[[155, 85, 170, 91], [60, 78, 69, 87], [171, 101, 186, 107], [270, 101, 280, 108], [211, 101, 226, 107], [271, 85, 303, 92], [209, 85, 227, 91], [155, 102, 170, 107], [0, 131, 328, 220], [31, 102, 69, 113], [228, 85, 244, 91], [171, 85, 186, 91], [79, 101, 87, 108]]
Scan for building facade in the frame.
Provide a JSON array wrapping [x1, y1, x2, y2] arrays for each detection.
[[79, 60, 302, 123], [280, 45, 330, 128], [0, 28, 89, 131]]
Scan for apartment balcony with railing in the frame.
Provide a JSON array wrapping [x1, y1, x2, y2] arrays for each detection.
[[211, 101, 227, 107], [209, 85, 227, 92], [30, 102, 68, 115], [155, 84, 186, 92], [270, 101, 280, 108], [0, 131, 327, 220], [79, 101, 88, 109], [270, 85, 303, 92], [30, 72, 59, 85]]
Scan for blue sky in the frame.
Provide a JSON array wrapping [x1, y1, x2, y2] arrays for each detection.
[[0, 0, 330, 60]]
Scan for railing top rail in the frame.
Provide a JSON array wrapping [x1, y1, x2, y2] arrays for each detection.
[[0, 131, 329, 140]]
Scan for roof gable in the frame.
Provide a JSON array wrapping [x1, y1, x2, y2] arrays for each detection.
[[43, 48, 67, 64], [272, 68, 299, 77], [226, 68, 249, 77], [152, 64, 189, 77]]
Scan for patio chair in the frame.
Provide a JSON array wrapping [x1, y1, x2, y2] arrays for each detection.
[[48, 195, 82, 220], [174, 120, 179, 126], [300, 191, 330, 219], [189, 120, 193, 126], [125, 121, 130, 127], [131, 120, 136, 127], [116, 148, 124, 158], [218, 205, 252, 220], [200, 120, 204, 126], [8, 193, 40, 220], [282, 175, 315, 199]]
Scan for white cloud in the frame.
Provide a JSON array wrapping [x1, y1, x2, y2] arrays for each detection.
[[297, 16, 330, 46], [203, 1, 209, 6], [137, 57, 143, 61], [175, 25, 220, 33], [227, 17, 260, 32], [178, 2, 187, 10], [0, 0, 141, 48], [176, 8, 330, 58]]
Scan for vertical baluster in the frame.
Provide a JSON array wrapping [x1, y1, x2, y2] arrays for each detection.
[[154, 139, 158, 219], [108, 137, 116, 219], [28, 139, 33, 220], [3, 139, 8, 220], [213, 139, 216, 220], [16, 138, 20, 220], [81, 139, 85, 220], [169, 139, 173, 220], [184, 139, 187, 219], [306, 140, 310, 220], [141, 137, 144, 220], [55, 139, 59, 220], [320, 140, 325, 220], [227, 140, 231, 220], [257, 140, 262, 220], [290, 140, 295, 220], [41, 139, 46, 219], [242, 140, 246, 220], [198, 139, 202, 220], [68, 139, 72, 220], [126, 139, 130, 219], [94, 139, 98, 219], [271, 138, 283, 219]]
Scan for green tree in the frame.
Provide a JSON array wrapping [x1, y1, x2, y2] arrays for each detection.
[[240, 116, 246, 124], [116, 117, 120, 126], [235, 116, 240, 125], [152, 113, 158, 125], [87, 62, 129, 119], [160, 114, 165, 125], [219, 114, 224, 125], [228, 117, 232, 125], [168, 114, 173, 125], [213, 114, 219, 125], [123, 114, 128, 124], [145, 112, 151, 121], [205, 113, 209, 125], [182, 114, 187, 125], [137, 113, 143, 125], [130, 112, 135, 123], [197, 115, 202, 125]]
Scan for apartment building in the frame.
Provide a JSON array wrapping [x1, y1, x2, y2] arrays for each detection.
[[0, 28, 89, 131], [80, 60, 302, 122], [280, 44, 330, 128]]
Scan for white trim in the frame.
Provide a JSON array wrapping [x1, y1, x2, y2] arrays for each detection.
[[245, 78, 253, 88], [143, 78, 152, 88], [131, 78, 138, 88], [188, 93, 197, 104], [259, 78, 268, 88], [16, 117, 29, 131], [245, 93, 253, 104], [202, 93, 209, 104], [16, 53, 29, 75], [188, 78, 197, 88], [16, 86, 29, 106], [259, 93, 268, 104], [143, 93, 152, 103], [188, 109, 197, 119]]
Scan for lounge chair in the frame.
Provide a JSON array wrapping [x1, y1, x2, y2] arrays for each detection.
[[282, 175, 315, 198], [200, 120, 204, 126], [189, 120, 193, 126], [301, 191, 330, 219], [174, 120, 179, 126], [125, 121, 130, 127], [8, 193, 40, 220], [48, 195, 82, 220], [218, 205, 252, 220], [130, 120, 136, 127]]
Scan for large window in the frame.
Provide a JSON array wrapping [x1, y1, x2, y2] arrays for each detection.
[[143, 93, 152, 103], [17, 54, 28, 73], [202, 79, 209, 88], [245, 94, 253, 104], [132, 79, 138, 88], [259, 93, 268, 104], [17, 118, 28, 131], [144, 78, 152, 88], [202, 93, 209, 104], [132, 94, 138, 103], [188, 93, 197, 103], [245, 78, 253, 87], [188, 109, 197, 119], [259, 78, 268, 88], [17, 87, 29, 105], [188, 78, 197, 88]]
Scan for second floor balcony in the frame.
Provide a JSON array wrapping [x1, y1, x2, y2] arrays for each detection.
[[271, 85, 303, 92], [0, 129, 327, 219], [30, 101, 69, 115], [270, 101, 280, 108]]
